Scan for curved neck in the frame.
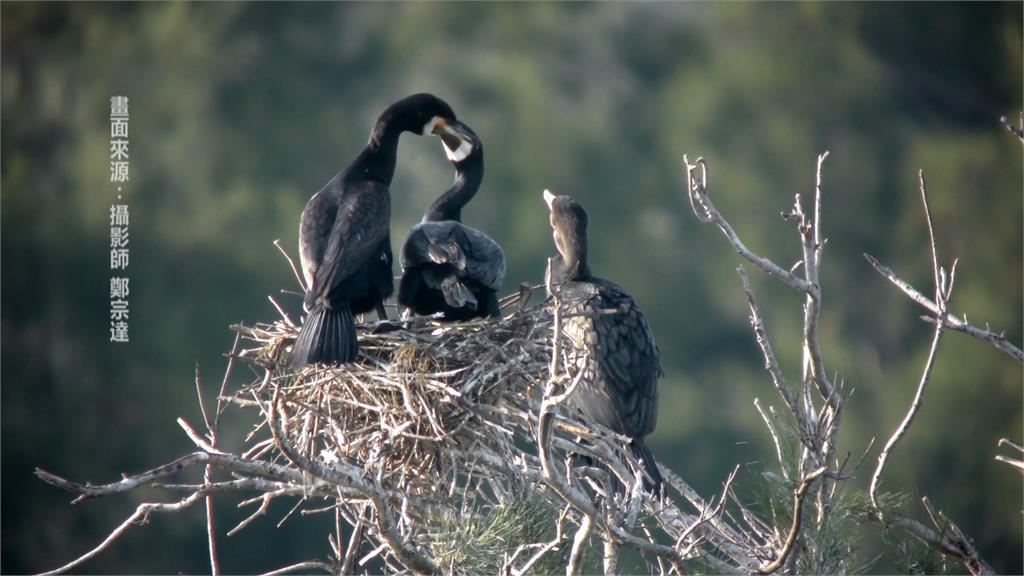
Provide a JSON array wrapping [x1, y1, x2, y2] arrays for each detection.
[[343, 119, 405, 186], [423, 158, 483, 222], [549, 250, 590, 284]]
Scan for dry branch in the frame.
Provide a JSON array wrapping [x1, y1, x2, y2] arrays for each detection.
[[999, 112, 1024, 143], [36, 143, 1009, 575], [683, 153, 996, 575], [37, 281, 778, 575], [863, 254, 1023, 362], [869, 170, 955, 511]]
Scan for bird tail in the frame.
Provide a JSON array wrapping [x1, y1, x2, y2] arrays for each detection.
[[631, 439, 663, 495], [289, 304, 357, 369]]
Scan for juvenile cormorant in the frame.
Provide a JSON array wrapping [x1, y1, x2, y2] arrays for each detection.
[[289, 94, 474, 369], [398, 121, 506, 320], [543, 189, 663, 492]]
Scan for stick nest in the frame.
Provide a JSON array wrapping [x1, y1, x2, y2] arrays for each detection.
[[232, 297, 554, 499]]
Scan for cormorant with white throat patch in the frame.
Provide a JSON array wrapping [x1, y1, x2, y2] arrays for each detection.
[[289, 94, 474, 369], [398, 121, 506, 320], [543, 189, 664, 492]]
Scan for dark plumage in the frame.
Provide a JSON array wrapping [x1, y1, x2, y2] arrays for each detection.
[[290, 94, 472, 369], [543, 190, 664, 492], [398, 121, 506, 321]]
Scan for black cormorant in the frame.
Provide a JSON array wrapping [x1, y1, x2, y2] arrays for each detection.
[[397, 121, 506, 320], [543, 189, 664, 492], [289, 94, 474, 369]]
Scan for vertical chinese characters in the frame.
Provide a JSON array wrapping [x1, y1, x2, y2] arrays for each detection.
[[110, 96, 129, 183], [109, 96, 130, 343]]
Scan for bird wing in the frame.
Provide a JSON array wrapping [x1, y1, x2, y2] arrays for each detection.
[[561, 279, 662, 438], [401, 222, 464, 269], [401, 222, 505, 290], [308, 179, 391, 302], [456, 225, 506, 290], [298, 188, 336, 290]]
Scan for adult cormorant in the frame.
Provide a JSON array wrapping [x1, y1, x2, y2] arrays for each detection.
[[397, 122, 506, 320], [543, 189, 663, 492], [289, 94, 473, 369]]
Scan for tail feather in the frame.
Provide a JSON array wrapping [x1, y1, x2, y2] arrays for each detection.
[[289, 305, 357, 369], [631, 439, 663, 495]]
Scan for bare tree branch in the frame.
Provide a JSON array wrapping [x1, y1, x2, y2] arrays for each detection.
[[863, 254, 1023, 362], [890, 500, 995, 576], [684, 155, 814, 293], [995, 438, 1024, 474], [37, 492, 206, 575], [40, 146, 1010, 575], [259, 560, 336, 575], [999, 113, 1024, 143], [870, 170, 955, 511], [684, 153, 1000, 576], [738, 267, 800, 418], [267, 380, 441, 575], [756, 466, 828, 574], [868, 314, 945, 510], [273, 238, 308, 293]]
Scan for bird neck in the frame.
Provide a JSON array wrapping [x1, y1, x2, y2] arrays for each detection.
[[549, 252, 590, 284], [423, 160, 483, 222], [346, 120, 405, 186]]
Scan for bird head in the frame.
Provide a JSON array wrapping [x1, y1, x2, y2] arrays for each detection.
[[543, 189, 589, 279], [438, 119, 480, 165]]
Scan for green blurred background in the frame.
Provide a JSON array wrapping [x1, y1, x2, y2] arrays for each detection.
[[3, 2, 1021, 573]]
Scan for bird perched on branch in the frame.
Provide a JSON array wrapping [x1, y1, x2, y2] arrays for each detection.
[[398, 121, 506, 321], [543, 189, 664, 492], [289, 94, 475, 369]]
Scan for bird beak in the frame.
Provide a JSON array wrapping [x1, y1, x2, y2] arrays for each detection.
[[543, 189, 556, 209], [437, 120, 476, 163], [434, 118, 472, 140]]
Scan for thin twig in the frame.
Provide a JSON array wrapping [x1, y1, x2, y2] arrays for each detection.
[[567, 513, 594, 576], [864, 254, 1023, 362], [995, 438, 1024, 474], [258, 560, 336, 575], [683, 155, 814, 293], [274, 238, 307, 292], [203, 332, 241, 575], [38, 492, 205, 575], [889, 505, 995, 575], [269, 379, 440, 575], [738, 266, 799, 418], [341, 505, 368, 576], [756, 466, 828, 574], [999, 113, 1024, 143], [869, 305, 945, 510], [869, 170, 952, 511]]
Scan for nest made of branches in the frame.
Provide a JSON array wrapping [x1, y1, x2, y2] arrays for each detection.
[[229, 292, 560, 500]]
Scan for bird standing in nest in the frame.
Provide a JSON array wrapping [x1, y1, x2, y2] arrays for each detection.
[[543, 189, 664, 493], [398, 121, 506, 321], [289, 94, 475, 369]]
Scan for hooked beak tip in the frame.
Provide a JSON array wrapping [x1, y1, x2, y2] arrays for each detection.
[[543, 189, 556, 208]]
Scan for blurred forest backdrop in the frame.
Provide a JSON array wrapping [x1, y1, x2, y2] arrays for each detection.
[[2, 2, 1021, 574]]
